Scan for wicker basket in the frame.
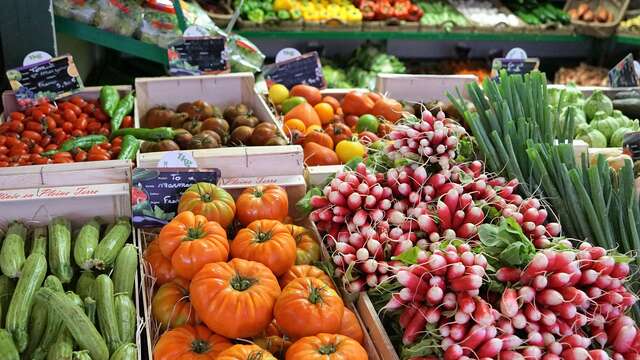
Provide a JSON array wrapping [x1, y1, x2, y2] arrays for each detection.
[[564, 0, 630, 37]]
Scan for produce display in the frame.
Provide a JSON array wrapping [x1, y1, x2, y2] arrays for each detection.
[[554, 63, 609, 87], [356, 0, 424, 22], [567, 2, 615, 23], [620, 13, 640, 31], [448, 0, 523, 28], [138, 100, 288, 152], [144, 182, 367, 359], [0, 217, 137, 360], [505, 1, 570, 26], [416, 0, 468, 29], [0, 86, 135, 166]]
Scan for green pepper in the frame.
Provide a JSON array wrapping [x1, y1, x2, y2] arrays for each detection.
[[117, 135, 140, 161], [110, 92, 135, 132], [99, 86, 120, 118], [277, 9, 290, 20], [247, 8, 265, 23], [289, 8, 302, 20], [110, 127, 175, 142], [41, 135, 108, 156]]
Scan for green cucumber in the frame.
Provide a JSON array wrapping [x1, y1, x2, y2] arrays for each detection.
[[47, 329, 73, 360], [93, 218, 131, 270], [84, 296, 97, 325], [36, 287, 109, 360], [74, 218, 101, 270], [0, 275, 15, 326], [109, 343, 137, 360], [113, 244, 138, 298], [5, 253, 47, 352], [25, 283, 50, 358], [76, 271, 96, 300], [32, 275, 65, 360], [96, 274, 122, 353], [73, 350, 93, 360], [49, 217, 74, 283], [0, 328, 19, 360], [31, 226, 47, 256], [0, 222, 27, 278], [114, 294, 136, 344]]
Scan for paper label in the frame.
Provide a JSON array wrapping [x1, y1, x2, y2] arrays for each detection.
[[276, 48, 302, 63], [158, 151, 198, 168]]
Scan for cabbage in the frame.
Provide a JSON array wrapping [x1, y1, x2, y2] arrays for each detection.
[[559, 105, 586, 129], [610, 127, 631, 147], [578, 128, 607, 148], [563, 83, 584, 107], [584, 90, 613, 121], [591, 112, 619, 141]]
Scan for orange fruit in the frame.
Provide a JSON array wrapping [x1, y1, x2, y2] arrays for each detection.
[[305, 125, 322, 135], [314, 103, 335, 125], [322, 96, 341, 112], [284, 118, 306, 134]]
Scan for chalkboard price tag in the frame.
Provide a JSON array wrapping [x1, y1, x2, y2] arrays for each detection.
[[263, 51, 326, 89], [491, 58, 540, 78], [623, 132, 640, 161], [609, 53, 639, 88], [6, 55, 83, 109], [168, 36, 229, 76], [131, 168, 221, 227]]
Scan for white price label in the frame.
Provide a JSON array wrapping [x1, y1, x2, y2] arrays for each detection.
[[158, 151, 198, 168]]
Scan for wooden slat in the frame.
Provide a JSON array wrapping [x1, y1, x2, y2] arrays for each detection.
[[357, 294, 400, 360]]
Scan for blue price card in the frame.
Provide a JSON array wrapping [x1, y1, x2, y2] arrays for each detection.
[[131, 168, 220, 227]]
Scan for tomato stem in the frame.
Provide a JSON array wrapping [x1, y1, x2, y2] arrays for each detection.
[[186, 226, 205, 240], [191, 339, 210, 354], [231, 275, 256, 291], [254, 230, 272, 243], [318, 344, 337, 355], [307, 285, 324, 304]]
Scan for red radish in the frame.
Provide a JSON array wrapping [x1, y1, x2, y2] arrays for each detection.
[[399, 306, 418, 328], [459, 294, 476, 314], [496, 267, 521, 282], [548, 272, 570, 288], [610, 262, 630, 279], [524, 303, 541, 322], [425, 307, 440, 324], [542, 355, 561, 360], [460, 325, 486, 350], [402, 311, 427, 345], [593, 256, 615, 275], [550, 302, 576, 319], [533, 275, 548, 290], [613, 325, 637, 353], [451, 274, 482, 292], [500, 334, 523, 350], [449, 323, 466, 341], [528, 332, 544, 347], [443, 292, 456, 309], [519, 286, 536, 303], [444, 344, 463, 360], [579, 269, 598, 285], [466, 265, 486, 277], [476, 338, 503, 358], [498, 318, 514, 335], [348, 278, 365, 293], [455, 311, 470, 324], [365, 273, 378, 287], [587, 350, 610, 360], [512, 312, 527, 329], [457, 223, 477, 238], [561, 348, 589, 360], [523, 253, 549, 280], [460, 252, 475, 266], [594, 275, 612, 289], [427, 254, 447, 275], [547, 342, 562, 355], [500, 288, 519, 318], [522, 346, 542, 359], [361, 259, 378, 274], [537, 289, 563, 306], [426, 286, 444, 304], [474, 299, 494, 326], [500, 351, 525, 360]]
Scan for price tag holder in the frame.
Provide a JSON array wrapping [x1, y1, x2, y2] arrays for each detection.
[[262, 51, 325, 89], [491, 58, 540, 79], [623, 132, 640, 161], [168, 36, 229, 76], [6, 55, 83, 109], [131, 168, 220, 227], [609, 53, 639, 88]]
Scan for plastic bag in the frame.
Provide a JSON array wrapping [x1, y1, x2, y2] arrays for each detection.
[[95, 0, 143, 36], [139, 6, 181, 48], [53, 0, 98, 24]]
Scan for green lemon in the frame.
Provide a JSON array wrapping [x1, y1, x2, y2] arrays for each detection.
[[356, 114, 379, 133]]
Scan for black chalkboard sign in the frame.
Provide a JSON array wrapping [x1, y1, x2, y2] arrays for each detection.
[[168, 36, 228, 76], [6, 55, 83, 109], [263, 51, 326, 89], [491, 58, 540, 79], [609, 53, 638, 88], [131, 168, 221, 227], [623, 132, 640, 161]]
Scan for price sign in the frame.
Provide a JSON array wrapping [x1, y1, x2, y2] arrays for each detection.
[[131, 168, 220, 227], [491, 58, 540, 79], [623, 132, 640, 161], [6, 55, 83, 109], [168, 36, 229, 76], [263, 51, 325, 89], [609, 53, 639, 88]]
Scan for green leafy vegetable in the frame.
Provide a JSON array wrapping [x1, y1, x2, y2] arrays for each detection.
[[478, 217, 536, 268]]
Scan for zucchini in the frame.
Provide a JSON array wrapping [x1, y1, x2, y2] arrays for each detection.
[[73, 351, 93, 360], [36, 287, 109, 360], [614, 90, 640, 100], [67, 291, 83, 308], [5, 253, 46, 352], [114, 294, 136, 344], [93, 218, 131, 270], [25, 283, 50, 358], [113, 244, 138, 298], [74, 218, 101, 270], [0, 328, 19, 360], [0, 221, 27, 278], [84, 296, 97, 325], [76, 270, 96, 300], [31, 226, 47, 256], [49, 217, 74, 283], [47, 329, 73, 360], [96, 274, 122, 353], [0, 275, 15, 326], [109, 343, 137, 360], [32, 275, 65, 360], [613, 98, 640, 119]]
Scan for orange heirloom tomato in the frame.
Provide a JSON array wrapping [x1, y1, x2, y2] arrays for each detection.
[[254, 335, 292, 358], [177, 182, 236, 228], [286, 225, 321, 265], [143, 240, 176, 285], [156, 211, 229, 280], [235, 184, 289, 226], [285, 333, 367, 360], [278, 265, 336, 291], [338, 308, 364, 344], [303, 129, 334, 150], [152, 278, 197, 329], [274, 277, 344, 339], [217, 344, 277, 360], [231, 219, 296, 276], [189, 258, 281, 339], [153, 325, 232, 360]]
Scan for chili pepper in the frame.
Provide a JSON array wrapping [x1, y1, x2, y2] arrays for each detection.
[[110, 92, 135, 132], [99, 85, 120, 118], [110, 127, 175, 142], [117, 135, 140, 161], [41, 135, 108, 156]]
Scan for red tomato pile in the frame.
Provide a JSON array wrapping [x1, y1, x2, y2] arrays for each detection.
[[0, 96, 132, 166]]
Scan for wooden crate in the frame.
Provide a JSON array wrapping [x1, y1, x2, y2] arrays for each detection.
[[0, 181, 146, 360], [135, 73, 295, 166]]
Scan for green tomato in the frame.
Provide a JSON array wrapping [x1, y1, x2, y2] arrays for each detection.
[[356, 114, 379, 133], [281, 96, 307, 113]]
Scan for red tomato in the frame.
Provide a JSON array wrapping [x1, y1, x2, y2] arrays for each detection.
[[112, 137, 123, 146], [8, 120, 24, 133], [45, 116, 56, 130], [0, 136, 6, 146], [73, 117, 87, 130], [74, 150, 88, 162], [38, 104, 54, 115], [71, 129, 85, 137], [62, 109, 77, 123], [82, 103, 96, 114], [97, 127, 110, 136], [39, 135, 52, 148], [86, 121, 101, 134], [0, 146, 8, 155], [31, 145, 44, 155], [25, 121, 43, 132], [66, 103, 82, 116], [22, 131, 42, 143], [9, 112, 25, 122], [54, 132, 67, 145], [62, 122, 74, 133], [121, 115, 133, 128], [69, 96, 87, 108], [111, 146, 121, 155], [44, 144, 58, 151], [5, 137, 20, 147], [0, 161, 9, 167], [94, 108, 108, 122], [31, 109, 45, 121], [34, 157, 50, 165], [53, 152, 73, 163]]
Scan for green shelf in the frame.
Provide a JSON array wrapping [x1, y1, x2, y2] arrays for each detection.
[[616, 34, 640, 46], [55, 16, 168, 64], [237, 29, 588, 42]]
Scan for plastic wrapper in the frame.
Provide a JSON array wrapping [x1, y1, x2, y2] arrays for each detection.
[[53, 0, 98, 24], [94, 0, 143, 36], [139, 6, 181, 48]]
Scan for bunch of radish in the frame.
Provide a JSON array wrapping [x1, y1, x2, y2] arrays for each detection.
[[384, 110, 466, 169]]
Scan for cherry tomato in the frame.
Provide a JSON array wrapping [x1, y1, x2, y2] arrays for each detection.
[[87, 121, 101, 133], [111, 145, 121, 154], [0, 136, 6, 146], [8, 120, 24, 133], [82, 103, 96, 114], [25, 121, 43, 132], [22, 130, 42, 143], [9, 147, 28, 157], [74, 150, 88, 162], [9, 112, 25, 122], [99, 142, 112, 150], [112, 137, 123, 147], [39, 135, 52, 148], [62, 122, 74, 133], [34, 157, 50, 165], [0, 146, 8, 155], [94, 108, 108, 122], [38, 103, 54, 115], [31, 109, 45, 121], [69, 96, 87, 108], [73, 117, 87, 131], [121, 116, 133, 129], [45, 144, 58, 151], [51, 113, 63, 125], [53, 152, 73, 163], [67, 103, 82, 116], [62, 109, 77, 123], [71, 129, 85, 137], [0, 155, 8, 162], [0, 161, 9, 167], [97, 127, 110, 136], [54, 132, 67, 145], [5, 137, 21, 147], [31, 145, 44, 155], [45, 116, 56, 130], [0, 123, 10, 134]]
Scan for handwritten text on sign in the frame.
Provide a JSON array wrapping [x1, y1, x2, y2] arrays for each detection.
[[0, 184, 118, 202]]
